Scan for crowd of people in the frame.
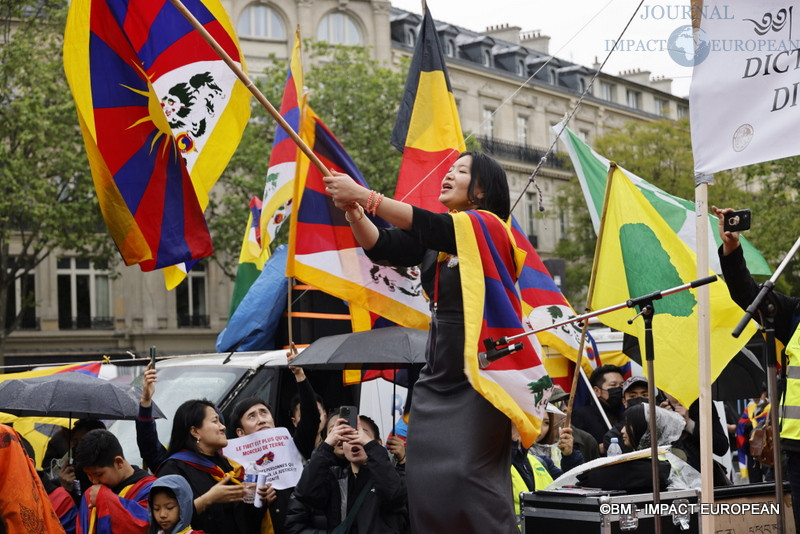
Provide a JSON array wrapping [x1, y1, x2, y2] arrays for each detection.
[[0, 154, 791, 533]]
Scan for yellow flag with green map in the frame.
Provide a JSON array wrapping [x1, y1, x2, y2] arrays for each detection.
[[590, 165, 758, 408]]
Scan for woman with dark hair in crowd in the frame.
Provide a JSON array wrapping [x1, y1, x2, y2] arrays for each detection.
[[155, 399, 260, 534], [324, 151, 523, 533]]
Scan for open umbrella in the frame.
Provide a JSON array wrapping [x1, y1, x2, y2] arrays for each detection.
[[291, 327, 428, 370], [0, 371, 165, 420]]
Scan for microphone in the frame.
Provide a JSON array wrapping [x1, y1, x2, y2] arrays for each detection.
[[478, 342, 524, 369]]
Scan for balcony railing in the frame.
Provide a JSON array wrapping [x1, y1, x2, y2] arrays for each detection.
[[178, 314, 210, 328], [475, 136, 568, 169], [58, 316, 114, 330]]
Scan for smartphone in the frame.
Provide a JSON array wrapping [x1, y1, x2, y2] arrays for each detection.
[[723, 209, 751, 233], [338, 405, 358, 429], [149, 345, 157, 369]]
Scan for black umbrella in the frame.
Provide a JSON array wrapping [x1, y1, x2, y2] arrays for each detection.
[[291, 327, 428, 370], [0, 371, 166, 420]]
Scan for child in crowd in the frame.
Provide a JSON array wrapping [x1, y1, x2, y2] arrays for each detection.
[[148, 475, 204, 534], [74, 429, 156, 534]]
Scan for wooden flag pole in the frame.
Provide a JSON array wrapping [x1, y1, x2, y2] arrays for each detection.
[[168, 0, 331, 178], [565, 163, 618, 430]]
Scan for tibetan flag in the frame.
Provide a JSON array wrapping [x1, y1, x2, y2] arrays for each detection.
[[260, 29, 305, 253], [454, 210, 552, 447], [76, 477, 154, 534], [63, 0, 250, 274], [228, 196, 270, 316], [557, 123, 771, 276], [510, 216, 596, 393], [590, 165, 758, 408], [391, 5, 464, 212], [287, 108, 430, 330]]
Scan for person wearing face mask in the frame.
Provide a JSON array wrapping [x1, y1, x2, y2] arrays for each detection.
[[571, 365, 626, 454]]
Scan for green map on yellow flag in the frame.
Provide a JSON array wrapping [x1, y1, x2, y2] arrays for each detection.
[[590, 166, 758, 407]]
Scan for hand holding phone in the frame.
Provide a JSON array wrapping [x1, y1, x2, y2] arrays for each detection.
[[338, 405, 358, 429], [723, 209, 751, 233]]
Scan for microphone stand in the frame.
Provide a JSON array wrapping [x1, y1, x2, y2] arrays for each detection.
[[481, 275, 718, 534], [730, 234, 800, 534]]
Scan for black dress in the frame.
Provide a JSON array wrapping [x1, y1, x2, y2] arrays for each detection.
[[365, 208, 516, 533]]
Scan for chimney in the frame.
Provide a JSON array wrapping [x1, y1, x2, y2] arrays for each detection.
[[618, 68, 651, 85], [520, 30, 550, 54], [649, 75, 673, 94], [483, 23, 522, 45]]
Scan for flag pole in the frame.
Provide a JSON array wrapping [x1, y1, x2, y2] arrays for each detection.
[[565, 163, 618, 430], [168, 0, 331, 178], [691, 2, 716, 532]]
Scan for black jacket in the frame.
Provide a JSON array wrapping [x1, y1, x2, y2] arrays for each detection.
[[285, 441, 407, 534]]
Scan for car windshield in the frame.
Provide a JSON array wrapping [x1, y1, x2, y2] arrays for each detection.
[[108, 365, 247, 468]]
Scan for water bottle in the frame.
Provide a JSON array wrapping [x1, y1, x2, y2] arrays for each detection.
[[607, 437, 623, 457], [242, 462, 258, 504]]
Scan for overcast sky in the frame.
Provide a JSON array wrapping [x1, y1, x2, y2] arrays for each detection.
[[389, 0, 695, 97]]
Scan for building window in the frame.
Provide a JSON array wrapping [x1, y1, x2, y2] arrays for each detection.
[[446, 39, 456, 57], [57, 258, 111, 330], [5, 263, 36, 330], [237, 4, 286, 39], [482, 49, 492, 67], [482, 108, 495, 139], [526, 193, 538, 248], [600, 81, 615, 101], [406, 27, 416, 46], [578, 129, 590, 142], [517, 60, 525, 77], [176, 263, 208, 328], [317, 12, 361, 45], [655, 98, 669, 116], [548, 68, 557, 85], [626, 89, 642, 109], [578, 77, 586, 93], [517, 115, 528, 146], [677, 105, 688, 118]]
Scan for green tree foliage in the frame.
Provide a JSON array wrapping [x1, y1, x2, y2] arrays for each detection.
[[555, 117, 796, 303], [208, 41, 406, 278], [0, 0, 113, 363]]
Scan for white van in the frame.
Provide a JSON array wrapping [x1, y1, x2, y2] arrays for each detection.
[[108, 349, 403, 466]]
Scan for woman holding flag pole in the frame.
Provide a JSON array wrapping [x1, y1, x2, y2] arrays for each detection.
[[324, 152, 548, 533]]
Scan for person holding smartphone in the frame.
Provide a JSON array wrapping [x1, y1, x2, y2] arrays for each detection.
[[713, 206, 800, 529], [285, 410, 408, 533]]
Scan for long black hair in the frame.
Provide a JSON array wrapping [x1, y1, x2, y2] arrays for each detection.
[[167, 399, 217, 456], [461, 151, 510, 220]]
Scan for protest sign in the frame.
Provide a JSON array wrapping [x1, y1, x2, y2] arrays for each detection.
[[223, 427, 304, 490]]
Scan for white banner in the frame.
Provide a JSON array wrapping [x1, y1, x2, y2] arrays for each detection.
[[222, 428, 304, 490], [691, 1, 800, 174]]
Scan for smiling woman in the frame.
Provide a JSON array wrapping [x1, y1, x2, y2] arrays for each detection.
[[155, 399, 264, 534]]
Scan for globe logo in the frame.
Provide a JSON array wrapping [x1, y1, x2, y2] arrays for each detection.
[[668, 25, 711, 67]]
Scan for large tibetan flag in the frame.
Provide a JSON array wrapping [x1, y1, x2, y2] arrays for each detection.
[[690, 0, 800, 174], [557, 123, 771, 276], [287, 108, 430, 330], [260, 29, 305, 253], [510, 216, 597, 391], [454, 210, 552, 447], [590, 165, 758, 408], [391, 6, 464, 212], [64, 0, 250, 274]]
